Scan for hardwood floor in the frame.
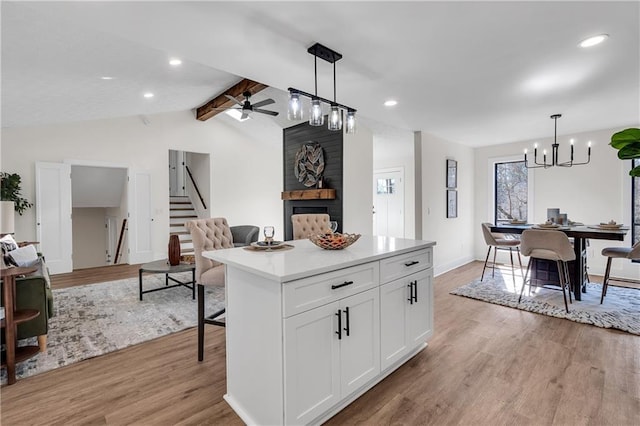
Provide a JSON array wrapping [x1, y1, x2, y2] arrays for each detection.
[[50, 263, 143, 289], [2, 261, 638, 425]]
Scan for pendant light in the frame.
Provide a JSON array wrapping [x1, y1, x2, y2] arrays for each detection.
[[287, 42, 357, 133]]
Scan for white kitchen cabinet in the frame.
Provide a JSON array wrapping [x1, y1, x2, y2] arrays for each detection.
[[380, 268, 433, 371], [206, 236, 435, 425], [284, 287, 380, 425]]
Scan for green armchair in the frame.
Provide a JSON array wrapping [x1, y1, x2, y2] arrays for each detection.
[[1, 257, 54, 351]]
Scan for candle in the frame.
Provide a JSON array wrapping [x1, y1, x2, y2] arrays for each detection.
[[543, 149, 547, 164], [570, 138, 574, 160], [588, 141, 592, 156]]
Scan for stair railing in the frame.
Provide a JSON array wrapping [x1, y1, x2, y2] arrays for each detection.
[[185, 165, 207, 210]]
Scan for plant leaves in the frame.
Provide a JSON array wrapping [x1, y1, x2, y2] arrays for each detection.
[[630, 165, 640, 177], [610, 128, 640, 149], [617, 143, 640, 160]]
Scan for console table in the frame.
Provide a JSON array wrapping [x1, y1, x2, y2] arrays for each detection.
[[206, 235, 436, 425], [1, 266, 40, 385]]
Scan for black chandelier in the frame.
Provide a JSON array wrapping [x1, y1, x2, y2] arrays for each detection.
[[524, 114, 591, 169], [287, 42, 357, 134]]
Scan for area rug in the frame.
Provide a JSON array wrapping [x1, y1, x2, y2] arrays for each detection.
[[450, 271, 640, 335], [1, 272, 224, 385]]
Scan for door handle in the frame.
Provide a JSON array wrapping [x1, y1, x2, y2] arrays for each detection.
[[335, 309, 342, 340], [343, 307, 350, 337], [331, 280, 354, 290]]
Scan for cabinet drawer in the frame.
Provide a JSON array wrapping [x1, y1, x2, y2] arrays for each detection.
[[380, 248, 432, 283], [283, 262, 380, 317]]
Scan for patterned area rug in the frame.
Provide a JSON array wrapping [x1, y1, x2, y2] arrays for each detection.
[[450, 271, 640, 335], [1, 272, 224, 385]]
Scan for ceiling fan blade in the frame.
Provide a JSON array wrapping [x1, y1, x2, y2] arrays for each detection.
[[253, 108, 279, 116], [240, 112, 249, 120], [251, 98, 275, 108], [224, 94, 243, 106]]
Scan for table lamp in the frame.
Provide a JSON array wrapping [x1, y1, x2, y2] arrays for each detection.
[[1, 201, 15, 236]]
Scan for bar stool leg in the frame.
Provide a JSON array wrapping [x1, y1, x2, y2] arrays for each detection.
[[481, 246, 492, 281], [197, 284, 205, 362], [516, 247, 524, 285], [556, 260, 569, 313], [518, 258, 533, 303], [492, 245, 498, 278], [509, 247, 516, 289], [601, 256, 612, 304]]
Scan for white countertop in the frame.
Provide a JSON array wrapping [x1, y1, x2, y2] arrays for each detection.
[[204, 235, 436, 283]]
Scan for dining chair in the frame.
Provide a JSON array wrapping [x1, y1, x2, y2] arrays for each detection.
[[480, 223, 523, 286], [518, 229, 574, 313], [291, 214, 330, 240], [600, 241, 640, 304], [185, 217, 233, 361]]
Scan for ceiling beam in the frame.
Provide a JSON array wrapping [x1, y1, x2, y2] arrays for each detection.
[[195, 78, 268, 121]]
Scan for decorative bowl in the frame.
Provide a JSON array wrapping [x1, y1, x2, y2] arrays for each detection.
[[309, 233, 361, 250]]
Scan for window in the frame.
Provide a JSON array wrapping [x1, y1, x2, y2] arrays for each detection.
[[633, 159, 640, 245], [494, 161, 528, 224], [376, 178, 395, 194]]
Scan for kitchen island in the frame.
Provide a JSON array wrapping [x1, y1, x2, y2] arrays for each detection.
[[205, 235, 436, 425]]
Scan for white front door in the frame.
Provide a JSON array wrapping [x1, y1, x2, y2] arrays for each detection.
[[35, 162, 72, 274], [127, 170, 153, 264], [373, 168, 404, 238]]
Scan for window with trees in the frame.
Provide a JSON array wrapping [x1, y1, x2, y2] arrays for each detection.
[[494, 161, 528, 224]]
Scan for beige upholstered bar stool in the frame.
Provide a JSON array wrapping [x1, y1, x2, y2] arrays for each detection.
[[291, 214, 330, 240], [600, 241, 640, 304], [518, 229, 574, 313], [480, 223, 523, 286]]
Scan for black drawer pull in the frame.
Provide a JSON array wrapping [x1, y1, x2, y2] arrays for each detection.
[[404, 260, 419, 267], [335, 309, 342, 340], [331, 280, 354, 290], [344, 307, 350, 337], [407, 283, 413, 304]]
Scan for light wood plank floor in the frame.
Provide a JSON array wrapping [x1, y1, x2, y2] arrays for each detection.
[[1, 261, 638, 425]]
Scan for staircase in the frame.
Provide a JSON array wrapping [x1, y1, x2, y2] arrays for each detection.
[[170, 196, 197, 255]]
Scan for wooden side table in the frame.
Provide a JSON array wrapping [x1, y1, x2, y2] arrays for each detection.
[[1, 266, 40, 385]]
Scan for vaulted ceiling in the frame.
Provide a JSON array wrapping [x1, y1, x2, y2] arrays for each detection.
[[2, 1, 638, 147]]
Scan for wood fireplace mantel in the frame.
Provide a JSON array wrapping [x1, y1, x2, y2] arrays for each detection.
[[281, 189, 336, 200]]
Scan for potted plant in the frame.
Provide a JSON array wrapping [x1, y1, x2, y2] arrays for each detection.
[[610, 128, 640, 176], [1, 172, 33, 215]]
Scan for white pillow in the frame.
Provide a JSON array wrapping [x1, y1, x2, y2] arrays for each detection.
[[0, 233, 18, 252], [8, 244, 39, 267]]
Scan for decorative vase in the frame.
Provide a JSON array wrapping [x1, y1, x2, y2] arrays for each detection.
[[168, 234, 181, 266]]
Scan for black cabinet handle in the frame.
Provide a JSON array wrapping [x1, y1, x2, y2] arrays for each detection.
[[404, 260, 419, 267], [335, 309, 342, 340], [407, 283, 414, 304], [331, 280, 354, 290], [344, 307, 350, 337], [412, 280, 418, 303]]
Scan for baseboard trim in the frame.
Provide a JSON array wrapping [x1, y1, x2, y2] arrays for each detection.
[[435, 256, 474, 277]]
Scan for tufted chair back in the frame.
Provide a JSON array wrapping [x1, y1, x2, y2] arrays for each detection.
[[291, 214, 330, 240], [185, 217, 234, 284]]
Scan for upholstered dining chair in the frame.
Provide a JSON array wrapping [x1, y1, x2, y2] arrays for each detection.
[[291, 214, 330, 240], [600, 241, 640, 304], [518, 229, 574, 313], [230, 225, 260, 247], [480, 222, 523, 286], [185, 217, 234, 361]]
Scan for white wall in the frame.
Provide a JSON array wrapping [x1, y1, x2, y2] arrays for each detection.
[[72, 207, 108, 269], [373, 125, 416, 238], [474, 125, 640, 280], [1, 110, 284, 261], [344, 125, 374, 235], [421, 131, 476, 275]]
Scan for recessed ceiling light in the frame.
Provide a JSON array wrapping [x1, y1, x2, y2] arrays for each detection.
[[225, 109, 250, 122], [101, 76, 114, 80], [579, 34, 608, 48], [169, 58, 182, 66], [143, 93, 154, 98], [384, 100, 398, 107]]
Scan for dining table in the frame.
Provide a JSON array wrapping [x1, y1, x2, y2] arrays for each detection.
[[491, 223, 629, 301]]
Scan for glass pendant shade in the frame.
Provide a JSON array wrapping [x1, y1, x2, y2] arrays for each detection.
[[287, 92, 303, 120], [345, 110, 356, 134], [328, 105, 342, 131], [309, 98, 324, 126]]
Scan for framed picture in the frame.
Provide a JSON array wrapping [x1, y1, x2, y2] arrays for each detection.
[[447, 189, 457, 218], [446, 159, 457, 188]]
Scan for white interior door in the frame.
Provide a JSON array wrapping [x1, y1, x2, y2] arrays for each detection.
[[35, 162, 72, 274], [128, 170, 153, 264], [373, 168, 405, 238], [169, 150, 186, 197]]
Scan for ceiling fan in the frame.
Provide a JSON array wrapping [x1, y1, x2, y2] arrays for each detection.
[[224, 91, 279, 120]]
